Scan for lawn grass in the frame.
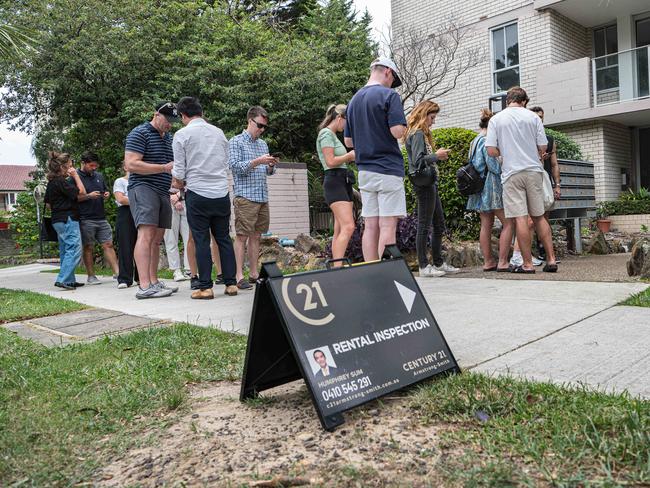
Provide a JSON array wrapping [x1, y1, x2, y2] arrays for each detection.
[[0, 288, 87, 324], [411, 373, 650, 486], [621, 287, 650, 307], [0, 324, 247, 486]]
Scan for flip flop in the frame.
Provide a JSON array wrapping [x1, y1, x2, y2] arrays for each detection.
[[512, 266, 535, 274], [497, 266, 512, 273], [543, 263, 558, 273], [483, 266, 497, 272]]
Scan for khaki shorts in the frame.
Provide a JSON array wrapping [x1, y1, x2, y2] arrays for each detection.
[[234, 196, 270, 235], [503, 170, 545, 218]]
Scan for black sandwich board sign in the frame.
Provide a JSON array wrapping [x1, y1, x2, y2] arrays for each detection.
[[240, 246, 460, 431]]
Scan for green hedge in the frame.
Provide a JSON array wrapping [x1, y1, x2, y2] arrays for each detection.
[[403, 127, 480, 240], [546, 128, 584, 160], [598, 200, 650, 217]]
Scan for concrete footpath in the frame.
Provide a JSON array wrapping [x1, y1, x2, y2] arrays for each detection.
[[1, 263, 649, 398]]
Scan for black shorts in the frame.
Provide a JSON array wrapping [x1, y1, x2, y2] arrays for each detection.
[[324, 168, 354, 205]]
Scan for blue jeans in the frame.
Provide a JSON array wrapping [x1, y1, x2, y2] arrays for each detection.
[[52, 217, 82, 285]]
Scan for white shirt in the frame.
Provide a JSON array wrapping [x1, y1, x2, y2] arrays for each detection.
[[113, 177, 128, 207], [172, 118, 230, 199], [485, 107, 548, 182]]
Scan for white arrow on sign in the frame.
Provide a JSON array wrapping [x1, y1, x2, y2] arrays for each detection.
[[394, 281, 416, 313]]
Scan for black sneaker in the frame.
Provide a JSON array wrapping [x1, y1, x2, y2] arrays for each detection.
[[190, 276, 201, 290], [55, 282, 74, 290], [214, 274, 224, 285], [73, 282, 85, 288]]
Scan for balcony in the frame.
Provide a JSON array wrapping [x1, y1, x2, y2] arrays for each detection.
[[593, 45, 650, 107]]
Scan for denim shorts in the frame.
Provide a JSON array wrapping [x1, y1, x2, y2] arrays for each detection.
[[80, 219, 113, 245]]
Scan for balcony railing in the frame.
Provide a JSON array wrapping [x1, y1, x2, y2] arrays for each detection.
[[592, 45, 650, 106]]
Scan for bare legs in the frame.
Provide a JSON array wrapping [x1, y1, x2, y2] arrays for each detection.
[[330, 201, 355, 265], [234, 233, 261, 282], [134, 225, 165, 289], [362, 216, 398, 262], [479, 210, 513, 270], [83, 241, 119, 277]]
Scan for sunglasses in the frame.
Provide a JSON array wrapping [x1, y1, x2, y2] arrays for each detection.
[[253, 120, 269, 130]]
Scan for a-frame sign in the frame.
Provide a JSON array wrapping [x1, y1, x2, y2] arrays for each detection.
[[240, 246, 460, 431]]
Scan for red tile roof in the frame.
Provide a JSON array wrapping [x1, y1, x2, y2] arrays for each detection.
[[0, 165, 37, 191]]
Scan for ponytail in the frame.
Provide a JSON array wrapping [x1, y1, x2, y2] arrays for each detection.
[[318, 103, 347, 131]]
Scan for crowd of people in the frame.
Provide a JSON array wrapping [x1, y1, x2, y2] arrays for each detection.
[[44, 57, 560, 298]]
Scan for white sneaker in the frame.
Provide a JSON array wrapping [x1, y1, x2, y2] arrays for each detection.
[[173, 269, 188, 282], [532, 256, 544, 266], [153, 280, 179, 293], [86, 275, 101, 285], [433, 262, 459, 274], [136, 285, 173, 299], [510, 252, 523, 267], [420, 264, 445, 277], [117, 282, 128, 289]]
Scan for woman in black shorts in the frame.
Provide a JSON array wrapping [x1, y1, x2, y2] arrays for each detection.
[[316, 104, 356, 264]]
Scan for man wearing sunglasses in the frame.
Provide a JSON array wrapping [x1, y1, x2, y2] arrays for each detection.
[[124, 101, 180, 299], [344, 57, 407, 262], [228, 105, 278, 290]]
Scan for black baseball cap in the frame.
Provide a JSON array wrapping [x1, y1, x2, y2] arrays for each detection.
[[156, 102, 179, 122]]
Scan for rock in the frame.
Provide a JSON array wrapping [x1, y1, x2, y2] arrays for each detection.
[[260, 235, 279, 247], [443, 241, 483, 268], [627, 238, 650, 278], [609, 238, 627, 254], [586, 231, 610, 255], [294, 233, 321, 254], [296, 432, 314, 442]]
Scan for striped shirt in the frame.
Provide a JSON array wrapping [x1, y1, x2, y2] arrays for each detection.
[[228, 130, 275, 203], [125, 122, 173, 195]]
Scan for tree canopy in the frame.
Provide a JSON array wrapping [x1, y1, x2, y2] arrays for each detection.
[[0, 0, 375, 177]]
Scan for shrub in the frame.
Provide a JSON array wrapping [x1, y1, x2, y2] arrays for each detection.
[[403, 127, 480, 240], [598, 199, 650, 217], [619, 188, 650, 202], [546, 128, 584, 160]]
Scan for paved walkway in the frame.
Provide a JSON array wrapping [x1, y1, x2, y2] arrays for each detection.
[[1, 262, 649, 398]]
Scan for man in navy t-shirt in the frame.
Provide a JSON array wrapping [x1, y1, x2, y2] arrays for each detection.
[[344, 57, 407, 261], [124, 101, 179, 299]]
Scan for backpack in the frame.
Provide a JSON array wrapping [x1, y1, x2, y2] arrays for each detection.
[[456, 136, 486, 197]]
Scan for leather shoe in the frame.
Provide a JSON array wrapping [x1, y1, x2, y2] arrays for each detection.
[[225, 285, 238, 296], [191, 288, 214, 300]]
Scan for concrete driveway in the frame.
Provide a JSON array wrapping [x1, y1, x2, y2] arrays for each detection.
[[2, 263, 648, 398]]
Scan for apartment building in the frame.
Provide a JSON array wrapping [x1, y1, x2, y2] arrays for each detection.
[[391, 0, 650, 201]]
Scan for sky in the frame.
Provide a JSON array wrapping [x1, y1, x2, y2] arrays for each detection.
[[0, 0, 392, 166]]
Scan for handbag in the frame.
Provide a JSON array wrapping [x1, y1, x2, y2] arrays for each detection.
[[542, 171, 555, 211], [456, 136, 486, 197], [408, 164, 436, 187], [40, 217, 59, 242]]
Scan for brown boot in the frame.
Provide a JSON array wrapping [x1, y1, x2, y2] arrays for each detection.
[[225, 285, 238, 296], [191, 288, 214, 300]]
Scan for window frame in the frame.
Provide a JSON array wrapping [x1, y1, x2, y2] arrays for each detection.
[[592, 23, 619, 94], [489, 20, 521, 95]]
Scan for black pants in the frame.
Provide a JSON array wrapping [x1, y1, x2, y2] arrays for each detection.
[[415, 184, 446, 268], [185, 190, 236, 289], [116, 205, 138, 286]]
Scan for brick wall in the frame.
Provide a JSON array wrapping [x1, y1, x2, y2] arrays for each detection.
[[225, 163, 309, 239], [555, 120, 632, 201], [608, 214, 650, 233]]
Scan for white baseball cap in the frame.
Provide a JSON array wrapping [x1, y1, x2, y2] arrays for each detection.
[[370, 56, 402, 89]]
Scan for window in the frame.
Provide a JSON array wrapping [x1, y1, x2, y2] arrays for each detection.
[[5, 193, 17, 207], [491, 23, 520, 94], [594, 25, 619, 91], [636, 17, 650, 98]]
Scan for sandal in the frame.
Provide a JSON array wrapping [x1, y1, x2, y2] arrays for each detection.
[[512, 266, 535, 274], [543, 263, 558, 273], [483, 265, 497, 272], [497, 266, 512, 273]]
